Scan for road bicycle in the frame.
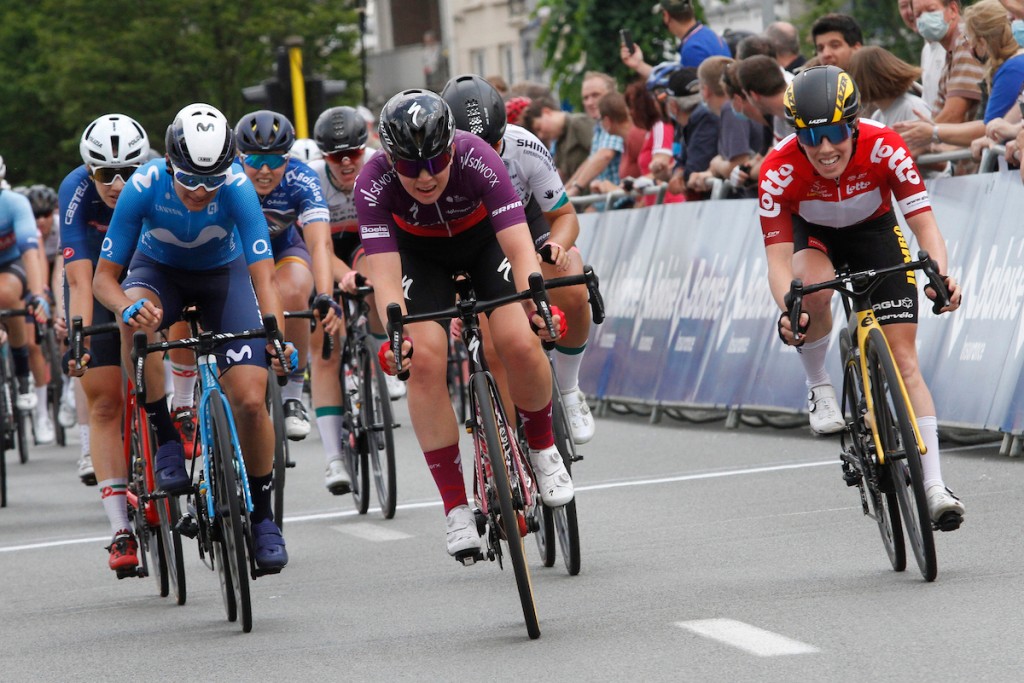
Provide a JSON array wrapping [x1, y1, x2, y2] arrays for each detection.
[[40, 320, 66, 446], [387, 267, 603, 640], [70, 317, 186, 602], [141, 308, 290, 633], [0, 308, 36, 506], [786, 250, 953, 582]]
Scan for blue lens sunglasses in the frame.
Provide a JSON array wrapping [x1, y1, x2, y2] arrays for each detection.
[[170, 163, 228, 192], [795, 122, 853, 147], [242, 153, 290, 170]]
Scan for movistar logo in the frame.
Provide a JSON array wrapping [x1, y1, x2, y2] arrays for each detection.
[[197, 122, 214, 132]]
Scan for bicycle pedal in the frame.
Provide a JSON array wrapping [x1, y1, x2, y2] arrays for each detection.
[[286, 458, 296, 468], [254, 566, 283, 577], [572, 454, 584, 463], [933, 512, 963, 532], [842, 471, 861, 487], [454, 549, 484, 566], [175, 513, 199, 539]]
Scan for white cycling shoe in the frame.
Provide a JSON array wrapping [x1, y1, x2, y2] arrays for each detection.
[[807, 384, 844, 435], [926, 484, 964, 531], [529, 445, 574, 507], [445, 504, 481, 556], [562, 387, 595, 444], [385, 374, 407, 400]]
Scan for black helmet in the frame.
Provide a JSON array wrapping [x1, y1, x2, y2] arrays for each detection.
[[440, 74, 507, 145], [16, 184, 58, 217], [165, 103, 236, 175], [313, 106, 368, 153], [783, 65, 859, 129], [378, 89, 456, 161], [235, 110, 296, 154]]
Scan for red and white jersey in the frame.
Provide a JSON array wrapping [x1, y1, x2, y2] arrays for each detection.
[[757, 119, 931, 246]]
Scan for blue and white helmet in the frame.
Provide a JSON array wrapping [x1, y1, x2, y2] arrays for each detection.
[[165, 103, 236, 175]]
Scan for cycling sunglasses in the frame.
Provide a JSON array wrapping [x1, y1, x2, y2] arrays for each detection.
[[390, 147, 454, 178], [242, 153, 290, 170], [91, 165, 140, 185], [170, 163, 228, 192], [795, 122, 853, 147], [325, 147, 365, 164]]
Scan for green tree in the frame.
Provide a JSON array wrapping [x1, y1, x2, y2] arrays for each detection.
[[0, 0, 361, 186]]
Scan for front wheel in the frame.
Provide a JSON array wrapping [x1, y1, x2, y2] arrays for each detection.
[[344, 350, 371, 515], [265, 376, 289, 529], [368, 357, 397, 519], [866, 329, 935, 582], [472, 374, 540, 640], [550, 381, 581, 576]]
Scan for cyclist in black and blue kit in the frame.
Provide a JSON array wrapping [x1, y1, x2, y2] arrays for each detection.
[[92, 103, 293, 571], [61, 113, 152, 575]]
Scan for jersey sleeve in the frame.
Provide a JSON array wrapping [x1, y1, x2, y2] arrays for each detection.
[[57, 168, 93, 265], [225, 176, 274, 266], [292, 162, 331, 226], [872, 126, 930, 219], [517, 130, 568, 213], [463, 139, 526, 231], [756, 148, 797, 246], [101, 179, 148, 266], [354, 156, 400, 256], [10, 193, 39, 254]]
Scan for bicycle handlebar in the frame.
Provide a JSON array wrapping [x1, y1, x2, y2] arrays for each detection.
[[68, 316, 119, 368]]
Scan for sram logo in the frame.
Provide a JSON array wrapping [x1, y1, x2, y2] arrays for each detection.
[[869, 137, 920, 185]]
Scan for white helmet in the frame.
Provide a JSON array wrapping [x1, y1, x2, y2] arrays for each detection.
[[290, 138, 322, 163], [79, 114, 150, 167], [165, 103, 236, 175]]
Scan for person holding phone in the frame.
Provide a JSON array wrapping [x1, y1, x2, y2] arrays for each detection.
[[621, 0, 730, 77]]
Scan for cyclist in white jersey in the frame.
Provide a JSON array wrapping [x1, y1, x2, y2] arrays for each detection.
[[442, 74, 596, 444]]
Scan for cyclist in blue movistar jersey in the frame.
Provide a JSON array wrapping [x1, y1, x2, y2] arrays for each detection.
[[0, 156, 51, 415], [92, 103, 294, 572], [61, 113, 152, 574], [442, 74, 596, 444]]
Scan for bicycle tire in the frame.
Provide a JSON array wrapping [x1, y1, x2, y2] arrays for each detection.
[[265, 376, 288, 530], [550, 382, 581, 575], [210, 396, 253, 631], [44, 329, 65, 447], [839, 333, 905, 573], [0, 358, 8, 508], [472, 374, 540, 640], [368, 357, 397, 519], [865, 328, 936, 582], [448, 342, 470, 426], [157, 494, 187, 605], [16, 407, 28, 464], [345, 349, 370, 515]]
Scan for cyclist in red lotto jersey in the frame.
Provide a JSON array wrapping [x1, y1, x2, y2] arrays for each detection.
[[758, 65, 965, 529], [354, 89, 573, 559]]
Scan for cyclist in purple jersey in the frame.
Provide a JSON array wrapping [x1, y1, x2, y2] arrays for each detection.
[[355, 90, 574, 559]]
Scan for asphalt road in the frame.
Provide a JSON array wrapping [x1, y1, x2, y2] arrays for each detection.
[[1, 398, 1020, 682]]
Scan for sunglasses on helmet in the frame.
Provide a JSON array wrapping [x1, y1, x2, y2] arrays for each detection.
[[389, 147, 454, 179], [91, 166, 140, 185], [795, 122, 853, 147], [170, 163, 228, 192], [325, 147, 365, 164], [242, 153, 290, 170]]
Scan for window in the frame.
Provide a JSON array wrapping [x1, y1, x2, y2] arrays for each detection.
[[470, 48, 486, 76], [501, 44, 515, 83]]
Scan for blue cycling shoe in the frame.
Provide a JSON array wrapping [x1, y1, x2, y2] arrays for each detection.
[[154, 441, 191, 495], [252, 518, 288, 571]]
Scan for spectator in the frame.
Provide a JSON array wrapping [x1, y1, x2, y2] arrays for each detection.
[[486, 74, 509, 98], [899, 0, 1020, 150], [591, 92, 645, 199], [686, 56, 764, 198], [621, 0, 731, 78], [356, 105, 381, 149], [422, 30, 448, 92], [628, 80, 683, 204], [735, 35, 776, 61], [720, 59, 772, 132], [899, 0, 946, 111], [505, 96, 531, 127], [659, 67, 720, 198], [737, 55, 797, 142], [564, 72, 624, 197], [722, 29, 757, 58], [521, 95, 593, 182], [764, 21, 808, 72], [811, 14, 863, 70]]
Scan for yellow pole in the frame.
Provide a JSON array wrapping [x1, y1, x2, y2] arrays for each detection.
[[287, 40, 308, 138]]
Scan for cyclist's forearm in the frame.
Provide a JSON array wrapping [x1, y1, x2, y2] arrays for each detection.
[[65, 260, 96, 328], [905, 211, 949, 274], [304, 221, 335, 296], [92, 258, 131, 316], [364, 252, 405, 323], [544, 204, 580, 250], [765, 242, 796, 310], [497, 223, 542, 293], [21, 246, 46, 296], [249, 259, 285, 330]]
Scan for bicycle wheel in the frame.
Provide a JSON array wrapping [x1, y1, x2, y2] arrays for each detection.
[[865, 329, 936, 582], [209, 396, 253, 631], [44, 329, 65, 447], [0, 362, 9, 508], [265, 375, 288, 529], [16, 406, 28, 464], [367, 355, 397, 519], [344, 350, 370, 515], [472, 374, 540, 640], [448, 341, 470, 425], [127, 411, 167, 594], [839, 332, 905, 573], [550, 383, 581, 576]]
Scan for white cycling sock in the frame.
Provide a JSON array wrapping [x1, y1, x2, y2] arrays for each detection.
[[282, 373, 305, 403], [34, 386, 47, 414], [170, 363, 197, 409], [917, 415, 943, 489], [99, 478, 130, 534], [554, 343, 586, 394], [797, 335, 832, 389], [79, 424, 90, 456], [315, 410, 345, 466]]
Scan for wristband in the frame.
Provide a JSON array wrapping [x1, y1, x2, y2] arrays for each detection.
[[121, 299, 148, 325], [932, 125, 940, 144]]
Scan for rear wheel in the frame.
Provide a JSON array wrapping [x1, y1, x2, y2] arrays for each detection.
[[210, 397, 252, 631], [16, 406, 29, 464], [265, 376, 289, 529], [550, 382, 581, 576], [473, 374, 540, 640], [368, 357, 397, 519], [44, 328, 65, 447], [157, 494, 187, 605], [866, 329, 935, 582]]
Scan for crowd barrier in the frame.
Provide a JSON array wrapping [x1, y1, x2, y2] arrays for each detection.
[[572, 169, 1024, 449]]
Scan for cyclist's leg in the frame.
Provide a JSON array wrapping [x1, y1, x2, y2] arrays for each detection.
[[167, 322, 198, 457], [545, 250, 595, 443], [477, 315, 514, 419], [309, 322, 349, 491], [275, 255, 314, 439], [0, 267, 34, 407], [26, 326, 53, 444]]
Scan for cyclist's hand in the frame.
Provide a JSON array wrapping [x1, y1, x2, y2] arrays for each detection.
[[63, 347, 91, 377], [528, 304, 567, 342], [377, 338, 412, 376], [312, 292, 344, 336], [539, 241, 571, 271], [53, 316, 68, 343], [120, 298, 162, 330], [777, 311, 809, 346], [268, 341, 299, 377], [339, 269, 365, 295], [27, 293, 50, 325], [449, 317, 463, 339], [924, 274, 962, 313]]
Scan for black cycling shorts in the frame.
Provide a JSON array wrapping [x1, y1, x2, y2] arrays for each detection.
[[332, 231, 363, 267], [793, 210, 918, 325], [397, 218, 516, 326]]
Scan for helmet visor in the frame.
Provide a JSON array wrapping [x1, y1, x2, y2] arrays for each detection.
[[242, 153, 289, 170], [91, 166, 140, 186], [390, 147, 454, 179], [170, 163, 228, 192], [325, 147, 365, 164], [795, 122, 852, 147]]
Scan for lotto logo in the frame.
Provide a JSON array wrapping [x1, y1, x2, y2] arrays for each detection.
[[846, 181, 871, 194]]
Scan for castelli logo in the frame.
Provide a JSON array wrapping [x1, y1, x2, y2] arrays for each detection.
[[63, 247, 75, 259]]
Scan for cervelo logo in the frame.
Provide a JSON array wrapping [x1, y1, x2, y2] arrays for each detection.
[[758, 163, 795, 218], [491, 200, 521, 218], [846, 180, 871, 194], [869, 137, 920, 185]]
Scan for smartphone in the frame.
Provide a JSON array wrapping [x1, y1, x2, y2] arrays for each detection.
[[620, 29, 635, 55]]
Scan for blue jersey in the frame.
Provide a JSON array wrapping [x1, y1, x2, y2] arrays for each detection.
[[58, 165, 114, 266], [253, 157, 330, 248], [0, 189, 39, 266], [102, 159, 272, 270], [678, 23, 731, 68]]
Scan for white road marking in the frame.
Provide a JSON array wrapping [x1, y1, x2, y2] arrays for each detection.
[[331, 522, 412, 542], [676, 618, 820, 656]]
